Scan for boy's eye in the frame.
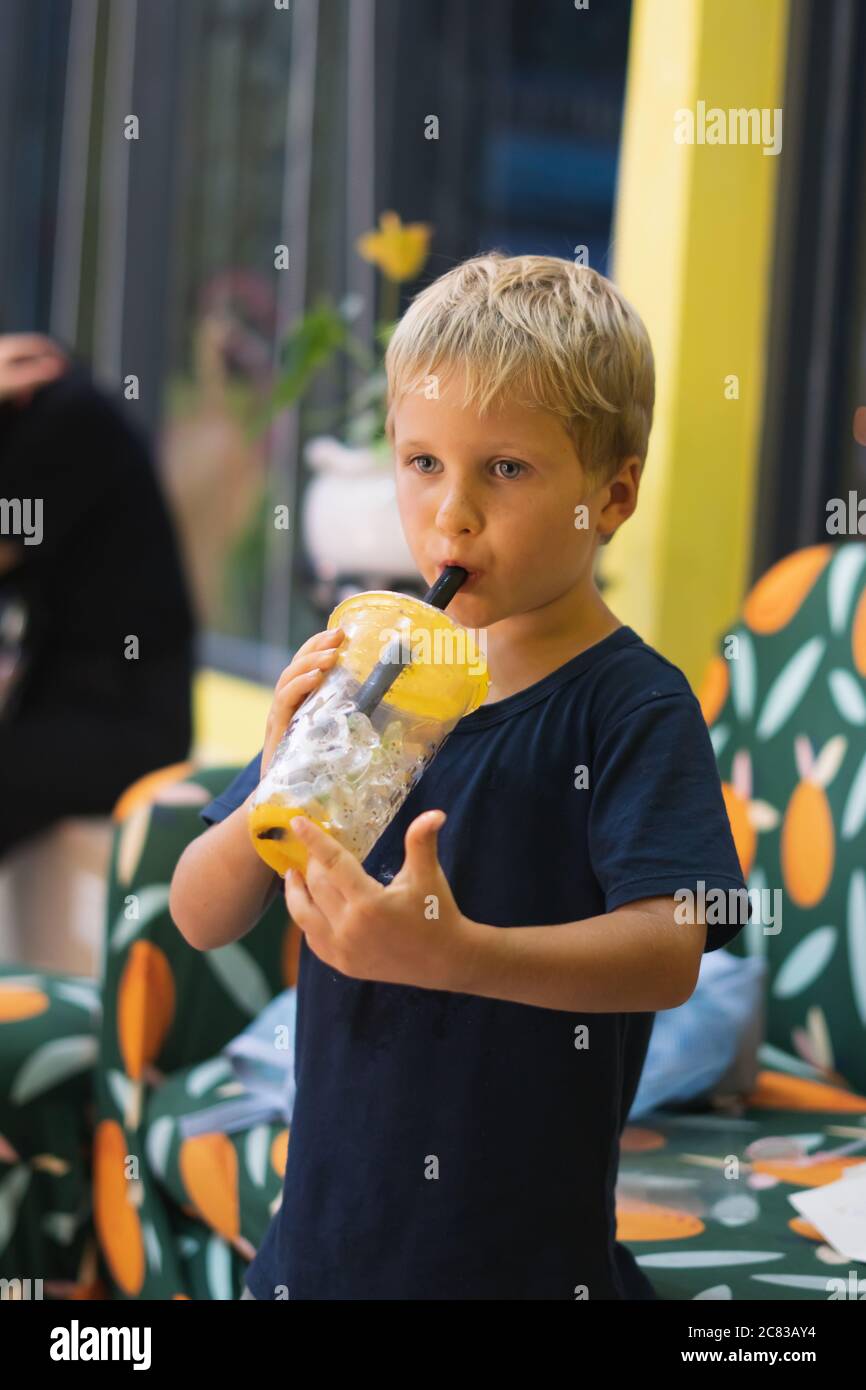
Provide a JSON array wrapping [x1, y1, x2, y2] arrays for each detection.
[[493, 459, 524, 480], [406, 455, 525, 479]]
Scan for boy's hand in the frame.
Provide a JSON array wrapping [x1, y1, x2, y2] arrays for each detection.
[[261, 627, 346, 777], [285, 810, 476, 991]]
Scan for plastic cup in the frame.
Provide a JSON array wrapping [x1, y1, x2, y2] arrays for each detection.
[[247, 590, 489, 876]]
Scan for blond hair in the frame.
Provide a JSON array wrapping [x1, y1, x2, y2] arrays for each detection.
[[384, 252, 655, 487]]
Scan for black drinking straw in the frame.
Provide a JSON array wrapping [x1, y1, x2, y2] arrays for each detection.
[[351, 567, 469, 718]]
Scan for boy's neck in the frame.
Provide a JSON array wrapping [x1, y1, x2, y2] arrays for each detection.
[[479, 585, 623, 706]]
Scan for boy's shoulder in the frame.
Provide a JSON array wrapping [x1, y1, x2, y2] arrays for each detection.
[[580, 625, 701, 731]]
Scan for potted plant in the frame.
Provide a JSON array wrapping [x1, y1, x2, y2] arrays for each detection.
[[254, 211, 434, 609]]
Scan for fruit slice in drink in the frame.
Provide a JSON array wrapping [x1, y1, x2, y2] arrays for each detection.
[[248, 803, 333, 876]]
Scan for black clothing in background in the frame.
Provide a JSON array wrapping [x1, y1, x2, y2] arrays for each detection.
[[0, 361, 196, 858]]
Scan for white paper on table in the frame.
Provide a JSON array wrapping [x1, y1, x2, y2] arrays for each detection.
[[789, 1166, 866, 1262]]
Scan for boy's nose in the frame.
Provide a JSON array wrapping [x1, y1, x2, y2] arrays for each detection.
[[435, 491, 483, 535]]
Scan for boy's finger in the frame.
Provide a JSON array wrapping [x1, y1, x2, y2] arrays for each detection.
[[272, 666, 328, 709], [285, 868, 329, 935], [286, 628, 345, 668], [403, 811, 447, 880], [302, 626, 345, 651], [278, 646, 341, 687], [290, 817, 377, 903], [304, 856, 347, 918], [273, 633, 345, 693]]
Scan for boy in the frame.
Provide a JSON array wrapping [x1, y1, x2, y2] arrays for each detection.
[[170, 253, 748, 1300]]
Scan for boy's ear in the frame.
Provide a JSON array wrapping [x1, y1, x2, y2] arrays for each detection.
[[603, 455, 643, 535], [590, 454, 640, 549]]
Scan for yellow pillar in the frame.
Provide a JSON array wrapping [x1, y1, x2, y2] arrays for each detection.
[[600, 0, 789, 689]]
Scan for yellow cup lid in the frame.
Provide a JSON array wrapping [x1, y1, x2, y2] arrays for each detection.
[[327, 590, 489, 722]]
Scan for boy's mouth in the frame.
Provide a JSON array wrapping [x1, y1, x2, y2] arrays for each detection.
[[436, 560, 483, 588]]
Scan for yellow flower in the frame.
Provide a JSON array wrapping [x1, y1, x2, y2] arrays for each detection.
[[356, 211, 432, 283]]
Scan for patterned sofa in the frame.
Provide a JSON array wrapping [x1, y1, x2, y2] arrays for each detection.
[[618, 541, 866, 1299], [0, 762, 294, 1300], [1, 540, 864, 1300]]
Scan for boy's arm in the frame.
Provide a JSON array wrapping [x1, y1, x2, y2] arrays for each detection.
[[282, 811, 740, 1010], [169, 625, 348, 951], [170, 787, 283, 951], [454, 896, 707, 1013]]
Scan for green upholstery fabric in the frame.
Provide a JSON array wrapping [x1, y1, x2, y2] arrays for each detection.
[[617, 1088, 866, 1300], [703, 541, 866, 1092], [618, 540, 866, 1297], [91, 764, 294, 1299], [145, 1064, 285, 1274], [0, 965, 99, 1295]]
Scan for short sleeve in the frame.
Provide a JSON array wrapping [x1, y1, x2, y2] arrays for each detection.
[[587, 692, 750, 952], [200, 751, 264, 828]]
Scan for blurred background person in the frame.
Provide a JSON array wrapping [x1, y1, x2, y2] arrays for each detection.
[[0, 333, 195, 860]]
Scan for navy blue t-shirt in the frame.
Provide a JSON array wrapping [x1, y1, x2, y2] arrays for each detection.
[[200, 623, 747, 1300]]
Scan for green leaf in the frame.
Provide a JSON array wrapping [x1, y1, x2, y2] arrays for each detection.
[[272, 303, 347, 404], [11, 1036, 99, 1104], [109, 885, 172, 952], [206, 943, 273, 1017], [245, 300, 347, 437], [206, 1233, 234, 1300], [0, 1167, 31, 1257], [245, 1125, 271, 1188]]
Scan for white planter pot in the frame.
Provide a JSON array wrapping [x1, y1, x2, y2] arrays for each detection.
[[301, 435, 417, 585]]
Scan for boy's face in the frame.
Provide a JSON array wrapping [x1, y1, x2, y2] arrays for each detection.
[[392, 364, 637, 628]]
